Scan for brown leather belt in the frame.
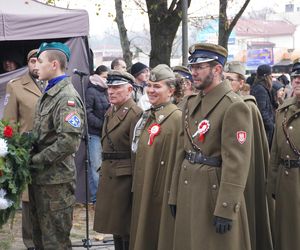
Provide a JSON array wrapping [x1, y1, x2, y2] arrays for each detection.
[[280, 158, 300, 168], [102, 152, 131, 160], [185, 151, 222, 167]]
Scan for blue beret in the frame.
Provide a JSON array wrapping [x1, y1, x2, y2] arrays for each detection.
[[37, 42, 71, 61], [188, 43, 228, 66]]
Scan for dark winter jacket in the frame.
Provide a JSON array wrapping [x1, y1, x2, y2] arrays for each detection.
[[85, 75, 110, 136], [250, 81, 275, 148]]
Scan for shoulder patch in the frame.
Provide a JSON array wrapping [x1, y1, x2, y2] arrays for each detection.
[[65, 112, 81, 128]]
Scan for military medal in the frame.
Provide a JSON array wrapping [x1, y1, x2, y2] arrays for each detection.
[[148, 123, 161, 145], [192, 119, 210, 142], [67, 100, 75, 107]]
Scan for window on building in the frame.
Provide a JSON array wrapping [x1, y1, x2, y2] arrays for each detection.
[[286, 4, 294, 12]]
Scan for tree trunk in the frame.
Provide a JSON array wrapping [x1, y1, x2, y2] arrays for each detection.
[[218, 0, 251, 51], [114, 0, 133, 68], [146, 0, 191, 68]]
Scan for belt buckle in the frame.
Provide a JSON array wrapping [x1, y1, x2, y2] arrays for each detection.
[[188, 151, 196, 164]]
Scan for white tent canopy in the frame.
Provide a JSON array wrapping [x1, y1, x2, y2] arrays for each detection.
[[0, 0, 89, 40]]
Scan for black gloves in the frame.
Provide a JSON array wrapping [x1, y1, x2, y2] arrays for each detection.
[[213, 216, 232, 234], [169, 204, 176, 218]]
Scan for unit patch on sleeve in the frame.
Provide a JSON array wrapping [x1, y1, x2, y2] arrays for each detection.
[[65, 111, 81, 128]]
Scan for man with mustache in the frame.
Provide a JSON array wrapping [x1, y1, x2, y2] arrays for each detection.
[[169, 43, 252, 250], [3, 49, 44, 250]]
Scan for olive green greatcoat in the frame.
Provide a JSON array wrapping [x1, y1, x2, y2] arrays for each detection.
[[268, 97, 300, 250], [130, 103, 182, 250], [3, 72, 42, 201], [93, 98, 142, 236], [242, 95, 273, 250], [169, 81, 252, 250]]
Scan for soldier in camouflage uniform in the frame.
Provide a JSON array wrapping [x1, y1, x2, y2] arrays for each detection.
[[28, 42, 84, 250]]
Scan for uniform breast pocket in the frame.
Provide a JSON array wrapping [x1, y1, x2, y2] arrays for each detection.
[[39, 107, 55, 132]]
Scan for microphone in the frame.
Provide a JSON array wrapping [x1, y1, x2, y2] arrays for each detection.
[[73, 68, 89, 76]]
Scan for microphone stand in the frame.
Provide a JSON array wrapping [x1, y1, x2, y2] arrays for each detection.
[[72, 73, 113, 249]]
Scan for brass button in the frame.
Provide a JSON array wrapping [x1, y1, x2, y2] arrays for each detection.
[[212, 184, 217, 190], [183, 165, 187, 170], [222, 202, 228, 208], [287, 155, 290, 159], [287, 140, 290, 144], [184, 180, 188, 185], [234, 203, 240, 213], [295, 114, 298, 118], [161, 161, 164, 165], [195, 120, 198, 124], [285, 170, 289, 176], [289, 126, 293, 130]]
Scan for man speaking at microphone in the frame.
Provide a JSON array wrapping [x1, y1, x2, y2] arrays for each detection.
[[29, 42, 85, 250]]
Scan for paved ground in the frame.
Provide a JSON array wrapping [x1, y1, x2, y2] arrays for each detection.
[[0, 204, 115, 250]]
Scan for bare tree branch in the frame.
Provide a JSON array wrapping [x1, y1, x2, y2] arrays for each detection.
[[228, 0, 251, 34]]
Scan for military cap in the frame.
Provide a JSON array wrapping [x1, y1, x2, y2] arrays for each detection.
[[172, 65, 193, 82], [224, 61, 245, 77], [257, 64, 272, 77], [37, 42, 71, 61], [107, 70, 135, 86], [188, 43, 228, 66], [27, 49, 38, 62], [291, 58, 300, 77], [149, 64, 175, 82]]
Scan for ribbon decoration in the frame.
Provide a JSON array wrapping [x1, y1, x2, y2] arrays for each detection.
[[192, 119, 210, 142], [148, 123, 161, 145]]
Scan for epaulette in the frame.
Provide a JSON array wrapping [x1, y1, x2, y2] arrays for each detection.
[[8, 77, 21, 83], [242, 95, 257, 105], [131, 104, 143, 115], [225, 91, 243, 103], [277, 97, 296, 111]]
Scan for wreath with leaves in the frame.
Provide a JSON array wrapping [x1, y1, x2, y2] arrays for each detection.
[[0, 122, 34, 227]]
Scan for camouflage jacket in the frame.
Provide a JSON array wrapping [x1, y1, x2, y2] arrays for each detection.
[[31, 77, 85, 185]]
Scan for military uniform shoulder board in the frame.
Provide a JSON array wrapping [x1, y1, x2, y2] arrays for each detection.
[[226, 91, 242, 103], [277, 97, 295, 111], [8, 77, 21, 84]]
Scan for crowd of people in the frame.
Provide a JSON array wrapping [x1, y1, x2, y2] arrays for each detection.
[[2, 40, 300, 250]]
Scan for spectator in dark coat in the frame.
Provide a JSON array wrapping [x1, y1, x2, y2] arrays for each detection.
[[250, 64, 275, 148], [85, 65, 110, 203]]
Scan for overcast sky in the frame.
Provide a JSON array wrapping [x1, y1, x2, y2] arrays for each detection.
[[50, 0, 285, 36]]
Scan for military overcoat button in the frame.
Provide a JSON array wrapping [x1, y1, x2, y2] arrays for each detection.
[[234, 203, 240, 213], [289, 126, 293, 130], [286, 155, 290, 159], [161, 161, 164, 165], [183, 165, 187, 170], [184, 180, 188, 185], [222, 202, 228, 208], [212, 184, 217, 190], [285, 170, 289, 176]]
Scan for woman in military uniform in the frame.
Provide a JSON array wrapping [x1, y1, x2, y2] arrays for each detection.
[[130, 64, 183, 250], [268, 59, 300, 250]]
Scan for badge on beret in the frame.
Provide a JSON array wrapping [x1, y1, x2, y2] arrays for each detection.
[[65, 112, 81, 128], [148, 123, 161, 146], [236, 131, 247, 144], [189, 45, 195, 54], [192, 119, 210, 142]]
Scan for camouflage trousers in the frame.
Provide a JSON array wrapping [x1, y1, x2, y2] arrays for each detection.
[[29, 182, 76, 250]]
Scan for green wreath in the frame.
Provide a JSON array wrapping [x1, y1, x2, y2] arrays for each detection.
[[0, 122, 34, 227]]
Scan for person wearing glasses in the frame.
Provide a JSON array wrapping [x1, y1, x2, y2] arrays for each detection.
[[224, 61, 273, 250], [169, 43, 252, 250]]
